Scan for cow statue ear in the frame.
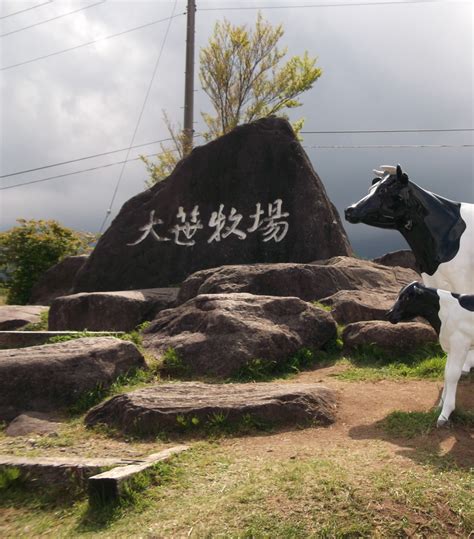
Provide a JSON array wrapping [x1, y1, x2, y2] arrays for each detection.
[[372, 178, 381, 185], [396, 164, 409, 185]]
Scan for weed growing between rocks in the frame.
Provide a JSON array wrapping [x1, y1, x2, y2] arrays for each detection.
[[21, 309, 49, 331], [160, 347, 190, 377]]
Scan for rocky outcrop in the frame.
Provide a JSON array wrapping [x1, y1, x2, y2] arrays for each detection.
[[85, 382, 337, 435], [29, 255, 88, 305], [0, 305, 48, 330], [49, 288, 179, 332], [5, 413, 62, 437], [142, 293, 337, 378], [74, 117, 352, 292], [319, 289, 398, 324], [342, 321, 437, 353], [373, 250, 418, 272], [178, 256, 419, 305], [0, 337, 146, 421]]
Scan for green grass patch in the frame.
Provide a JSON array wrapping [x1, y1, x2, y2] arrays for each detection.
[[312, 300, 333, 313], [381, 408, 474, 438], [21, 309, 49, 331], [235, 346, 338, 382], [334, 343, 446, 381]]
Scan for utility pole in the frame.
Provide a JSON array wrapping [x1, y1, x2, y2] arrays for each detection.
[[183, 0, 196, 155]]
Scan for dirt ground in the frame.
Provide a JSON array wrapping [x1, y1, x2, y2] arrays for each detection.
[[1, 364, 472, 467]]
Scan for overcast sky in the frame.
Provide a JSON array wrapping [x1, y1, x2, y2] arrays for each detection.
[[0, 0, 472, 257]]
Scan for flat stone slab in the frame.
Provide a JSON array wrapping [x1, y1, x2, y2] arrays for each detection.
[[49, 288, 179, 332], [0, 330, 124, 349], [0, 455, 140, 487], [85, 382, 337, 436], [0, 337, 146, 421], [88, 445, 188, 502], [0, 305, 48, 330]]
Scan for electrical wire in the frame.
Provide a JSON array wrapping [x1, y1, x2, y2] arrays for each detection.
[[198, 0, 453, 11], [301, 128, 474, 134], [0, 12, 185, 72], [0, 1, 106, 38], [0, 138, 173, 179], [98, 0, 179, 234], [303, 144, 474, 148], [0, 1, 53, 20], [0, 151, 170, 192]]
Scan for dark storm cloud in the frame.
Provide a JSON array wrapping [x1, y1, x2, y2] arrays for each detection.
[[0, 0, 472, 257]]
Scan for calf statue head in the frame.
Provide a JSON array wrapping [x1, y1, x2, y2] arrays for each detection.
[[345, 164, 412, 230]]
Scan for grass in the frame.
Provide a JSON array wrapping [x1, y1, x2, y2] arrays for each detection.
[[1, 442, 472, 537], [21, 309, 49, 331], [382, 408, 474, 438], [333, 342, 446, 381]]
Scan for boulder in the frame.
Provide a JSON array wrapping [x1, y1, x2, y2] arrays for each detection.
[[49, 288, 179, 332], [0, 337, 146, 421], [0, 305, 48, 330], [85, 382, 337, 435], [178, 256, 419, 304], [319, 289, 398, 324], [74, 117, 352, 292], [29, 255, 88, 305], [142, 293, 337, 378], [5, 413, 62, 437], [342, 321, 438, 353], [373, 250, 418, 272]]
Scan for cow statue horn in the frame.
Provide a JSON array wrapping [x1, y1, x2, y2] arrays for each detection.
[[379, 165, 397, 175]]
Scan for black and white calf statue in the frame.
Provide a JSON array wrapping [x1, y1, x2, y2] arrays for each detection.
[[387, 282, 474, 426], [345, 164, 474, 371]]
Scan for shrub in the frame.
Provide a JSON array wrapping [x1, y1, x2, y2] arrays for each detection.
[[0, 219, 94, 304]]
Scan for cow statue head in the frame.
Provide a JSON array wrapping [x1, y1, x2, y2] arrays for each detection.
[[345, 164, 412, 229]]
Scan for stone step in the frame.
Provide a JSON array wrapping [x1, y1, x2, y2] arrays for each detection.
[[0, 330, 124, 349]]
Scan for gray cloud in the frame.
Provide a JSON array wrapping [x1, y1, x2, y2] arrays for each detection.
[[0, 0, 472, 258]]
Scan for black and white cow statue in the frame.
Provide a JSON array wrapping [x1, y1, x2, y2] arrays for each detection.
[[387, 281, 474, 426], [345, 164, 474, 372]]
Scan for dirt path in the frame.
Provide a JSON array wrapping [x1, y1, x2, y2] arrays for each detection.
[[224, 366, 474, 468]]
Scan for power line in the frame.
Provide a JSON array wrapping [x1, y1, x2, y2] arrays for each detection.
[[0, 152, 168, 192], [99, 0, 179, 234], [0, 12, 185, 72], [0, 138, 173, 179], [301, 128, 474, 134], [0, 1, 106, 38], [199, 0, 451, 11], [1, 142, 471, 192], [0, 1, 53, 20], [303, 144, 474, 148]]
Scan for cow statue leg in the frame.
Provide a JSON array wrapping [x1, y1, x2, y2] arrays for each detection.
[[438, 338, 469, 427], [462, 350, 474, 374]]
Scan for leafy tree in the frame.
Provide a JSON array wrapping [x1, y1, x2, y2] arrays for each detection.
[[144, 13, 322, 185], [0, 219, 94, 304]]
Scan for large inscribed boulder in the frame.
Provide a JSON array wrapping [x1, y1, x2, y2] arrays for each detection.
[[74, 117, 352, 292]]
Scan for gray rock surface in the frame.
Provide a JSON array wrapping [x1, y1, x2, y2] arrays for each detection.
[[49, 288, 179, 332], [74, 117, 352, 292], [0, 305, 48, 330], [178, 256, 419, 304], [0, 337, 146, 421], [342, 321, 438, 353], [29, 255, 89, 305], [319, 289, 398, 324], [85, 382, 337, 435], [373, 250, 418, 272], [5, 413, 62, 437], [143, 293, 337, 378]]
